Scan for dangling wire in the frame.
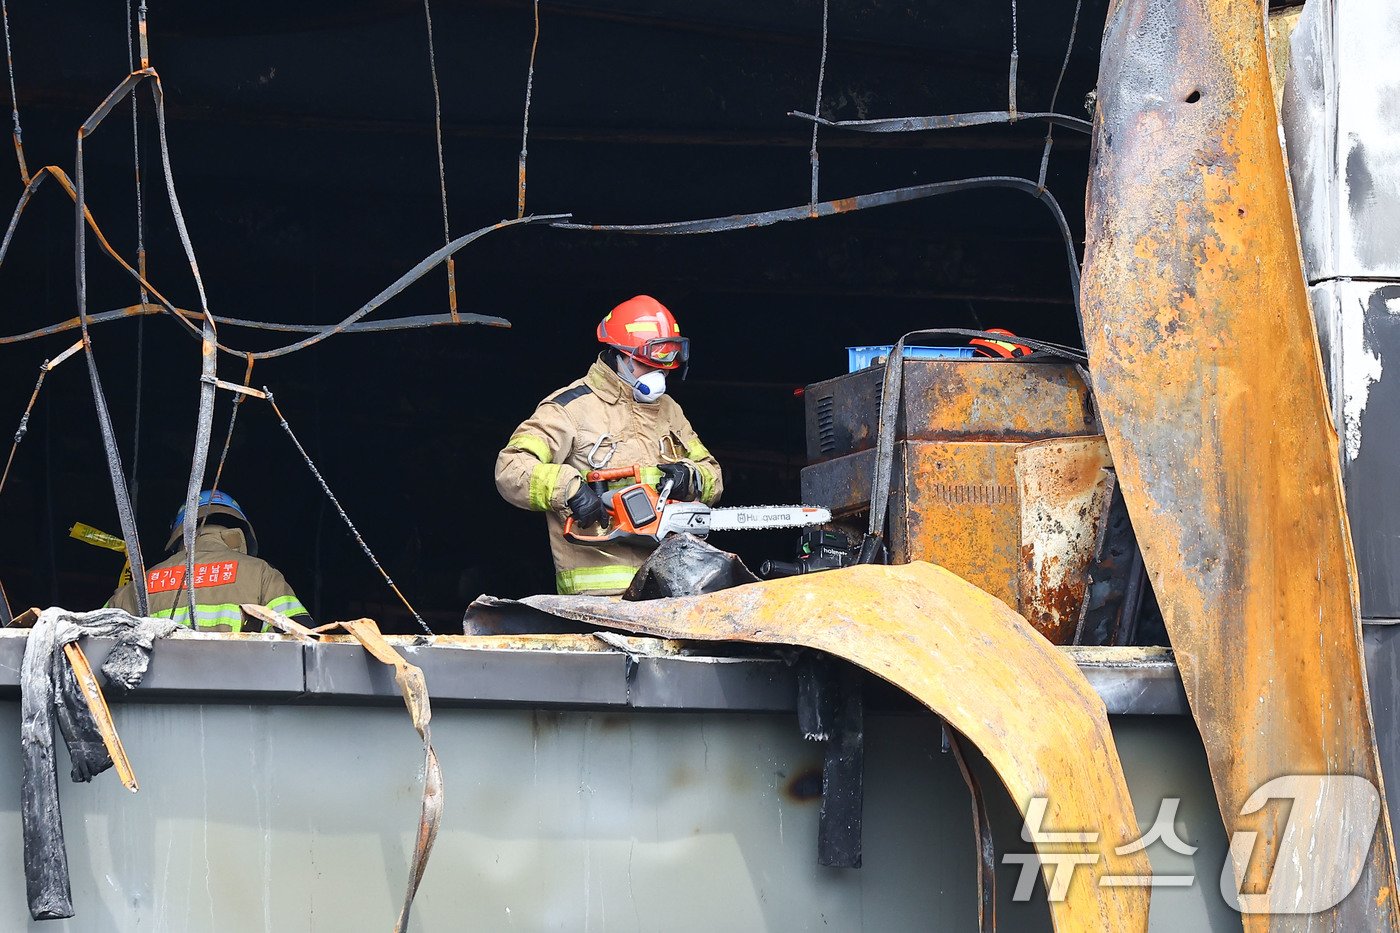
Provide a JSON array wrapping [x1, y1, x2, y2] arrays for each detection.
[[421, 0, 458, 322], [516, 0, 540, 219], [1, 0, 27, 184], [1007, 0, 1019, 121], [137, 0, 149, 70], [206, 355, 253, 502], [1037, 0, 1084, 189], [808, 0, 829, 215], [264, 389, 431, 635], [126, 0, 148, 509], [0, 341, 82, 498]]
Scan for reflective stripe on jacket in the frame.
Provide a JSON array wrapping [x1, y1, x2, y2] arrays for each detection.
[[496, 356, 724, 596], [105, 526, 311, 633]]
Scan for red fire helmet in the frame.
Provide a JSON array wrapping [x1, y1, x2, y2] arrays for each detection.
[[597, 295, 690, 371], [969, 327, 1033, 359]]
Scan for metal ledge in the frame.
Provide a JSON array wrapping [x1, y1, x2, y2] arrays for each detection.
[[304, 640, 632, 707], [1062, 646, 1187, 716], [0, 629, 1189, 715]]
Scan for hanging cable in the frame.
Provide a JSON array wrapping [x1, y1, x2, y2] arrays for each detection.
[[1007, 0, 1019, 120], [194, 359, 253, 556], [421, 0, 458, 322], [137, 0, 148, 70], [206, 355, 253, 504], [0, 163, 550, 358], [69, 64, 225, 620], [126, 0, 148, 509], [0, 341, 82, 498], [1037, 0, 1084, 189], [808, 0, 829, 214], [1, 0, 27, 184], [516, 0, 540, 219], [264, 389, 431, 634], [0, 369, 44, 499], [75, 112, 150, 614]]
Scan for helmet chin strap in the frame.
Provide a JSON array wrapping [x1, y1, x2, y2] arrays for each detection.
[[613, 353, 666, 403], [613, 351, 639, 384]]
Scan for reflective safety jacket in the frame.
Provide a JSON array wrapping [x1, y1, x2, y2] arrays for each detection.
[[106, 526, 311, 632], [496, 357, 724, 595]]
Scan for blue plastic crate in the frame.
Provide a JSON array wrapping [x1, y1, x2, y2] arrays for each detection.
[[846, 344, 977, 372]]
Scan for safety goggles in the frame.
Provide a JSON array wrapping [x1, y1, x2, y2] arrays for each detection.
[[628, 335, 690, 370]]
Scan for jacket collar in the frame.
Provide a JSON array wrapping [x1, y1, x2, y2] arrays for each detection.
[[188, 525, 249, 555], [586, 355, 629, 404]]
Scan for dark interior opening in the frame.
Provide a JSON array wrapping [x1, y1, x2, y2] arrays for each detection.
[[0, 0, 1107, 631]]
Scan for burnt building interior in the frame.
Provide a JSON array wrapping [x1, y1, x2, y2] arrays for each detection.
[[0, 0, 1109, 630]]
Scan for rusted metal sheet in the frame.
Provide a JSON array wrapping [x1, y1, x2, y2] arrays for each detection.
[[804, 434, 1116, 630], [804, 441, 1024, 604], [812, 434, 1114, 624], [522, 563, 1151, 931], [803, 360, 1098, 463], [898, 442, 1023, 606], [1082, 0, 1398, 926], [1016, 436, 1113, 644]]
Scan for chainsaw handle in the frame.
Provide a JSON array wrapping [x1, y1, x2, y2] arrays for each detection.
[[563, 478, 671, 545], [562, 514, 633, 544], [585, 465, 642, 483]]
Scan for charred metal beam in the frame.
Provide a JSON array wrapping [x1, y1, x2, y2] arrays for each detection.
[[817, 663, 864, 869]]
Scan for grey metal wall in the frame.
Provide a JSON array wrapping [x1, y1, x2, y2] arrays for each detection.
[[0, 703, 1235, 931], [1284, 0, 1400, 620], [1282, 0, 1400, 852]]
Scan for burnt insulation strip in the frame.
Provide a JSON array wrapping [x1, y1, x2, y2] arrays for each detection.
[[554, 175, 1082, 309], [1038, 0, 1086, 187], [790, 109, 1090, 134], [0, 164, 532, 359], [74, 129, 148, 615]]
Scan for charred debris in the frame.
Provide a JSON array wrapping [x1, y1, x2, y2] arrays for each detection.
[[5, 0, 1388, 931]]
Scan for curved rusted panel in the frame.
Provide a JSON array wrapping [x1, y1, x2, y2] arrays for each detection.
[[524, 562, 1150, 931], [1081, 0, 1399, 926], [1016, 435, 1114, 644]]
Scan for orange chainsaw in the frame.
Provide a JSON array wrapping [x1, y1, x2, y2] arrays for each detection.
[[562, 465, 831, 544]]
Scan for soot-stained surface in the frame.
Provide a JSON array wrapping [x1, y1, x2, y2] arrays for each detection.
[[0, 0, 1102, 630]]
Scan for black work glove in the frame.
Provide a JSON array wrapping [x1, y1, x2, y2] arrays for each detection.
[[656, 462, 698, 501], [566, 482, 605, 527]]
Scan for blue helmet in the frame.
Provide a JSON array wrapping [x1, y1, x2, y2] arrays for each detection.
[[166, 490, 258, 556]]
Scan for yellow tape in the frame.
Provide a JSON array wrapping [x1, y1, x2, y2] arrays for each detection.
[[70, 522, 127, 554]]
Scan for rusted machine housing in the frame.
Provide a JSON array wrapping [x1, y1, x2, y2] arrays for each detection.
[[800, 359, 1108, 641]]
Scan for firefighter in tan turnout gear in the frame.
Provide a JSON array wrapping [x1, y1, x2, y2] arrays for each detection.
[[106, 490, 312, 632], [496, 295, 724, 595]]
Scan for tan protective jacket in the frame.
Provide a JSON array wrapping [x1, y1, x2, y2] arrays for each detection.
[[496, 357, 723, 595], [106, 526, 310, 632]]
